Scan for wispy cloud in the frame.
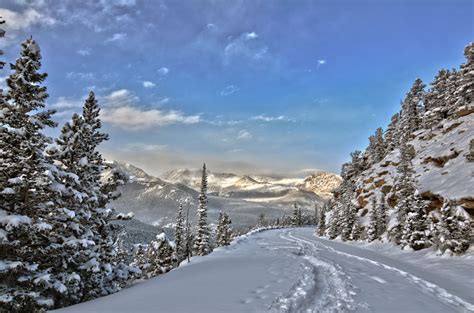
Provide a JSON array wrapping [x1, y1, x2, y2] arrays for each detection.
[[51, 97, 83, 109], [0, 8, 56, 44], [237, 129, 252, 140], [66, 72, 95, 81], [105, 32, 127, 43], [317, 59, 326, 68], [224, 31, 268, 64], [220, 85, 239, 96], [142, 81, 156, 88], [250, 115, 287, 122], [99, 89, 200, 130], [158, 67, 169, 75], [77, 48, 91, 56], [102, 106, 201, 130]]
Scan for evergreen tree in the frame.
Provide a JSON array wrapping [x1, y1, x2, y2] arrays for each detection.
[[317, 202, 327, 236], [401, 192, 429, 250], [434, 200, 471, 255], [341, 203, 357, 241], [467, 139, 474, 162], [291, 203, 299, 226], [351, 222, 362, 241], [216, 212, 232, 247], [0, 37, 68, 311], [367, 197, 378, 242], [257, 212, 266, 227], [455, 43, 474, 110], [373, 127, 386, 162], [389, 137, 416, 244], [385, 113, 400, 152], [174, 203, 186, 261], [376, 195, 388, 239], [193, 163, 211, 256], [144, 233, 177, 278], [400, 78, 425, 137], [444, 69, 460, 116], [423, 69, 449, 128]]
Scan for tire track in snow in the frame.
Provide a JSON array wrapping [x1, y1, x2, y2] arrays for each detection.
[[289, 231, 474, 313], [269, 230, 356, 313]]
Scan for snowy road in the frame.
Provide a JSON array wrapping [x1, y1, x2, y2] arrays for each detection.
[[57, 228, 474, 313]]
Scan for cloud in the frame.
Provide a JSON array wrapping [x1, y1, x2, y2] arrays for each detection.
[[158, 97, 170, 105], [244, 32, 258, 40], [224, 31, 268, 64], [66, 72, 95, 80], [105, 32, 127, 43], [237, 129, 252, 140], [0, 8, 56, 45], [77, 48, 91, 56], [142, 81, 156, 88], [250, 115, 286, 122], [51, 97, 83, 109], [220, 85, 238, 96], [317, 59, 326, 67], [101, 106, 201, 130], [206, 23, 216, 30], [102, 89, 139, 107], [158, 67, 169, 75]]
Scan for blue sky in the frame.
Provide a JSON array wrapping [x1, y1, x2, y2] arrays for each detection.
[[0, 0, 473, 176]]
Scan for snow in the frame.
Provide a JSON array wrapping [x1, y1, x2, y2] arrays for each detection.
[[0, 211, 32, 229], [55, 228, 474, 312]]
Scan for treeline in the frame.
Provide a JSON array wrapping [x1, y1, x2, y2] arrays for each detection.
[[318, 43, 473, 255]]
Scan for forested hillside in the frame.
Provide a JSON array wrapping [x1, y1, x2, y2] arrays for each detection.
[[319, 43, 473, 255]]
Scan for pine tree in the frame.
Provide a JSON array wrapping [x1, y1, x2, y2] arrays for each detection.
[[0, 18, 5, 70], [367, 197, 378, 242], [317, 202, 327, 236], [341, 203, 357, 241], [376, 195, 388, 239], [401, 192, 429, 250], [351, 222, 362, 241], [455, 43, 474, 111], [174, 203, 186, 261], [385, 113, 400, 152], [423, 69, 449, 129], [400, 78, 425, 137], [434, 200, 471, 255], [290, 203, 298, 226], [144, 233, 177, 278], [257, 212, 266, 227], [193, 163, 211, 256], [390, 137, 416, 245], [216, 212, 232, 247], [0, 37, 69, 311]]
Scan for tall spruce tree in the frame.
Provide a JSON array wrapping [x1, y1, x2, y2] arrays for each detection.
[[434, 200, 471, 255], [401, 192, 429, 250], [455, 43, 474, 110], [291, 203, 299, 226], [174, 203, 186, 261], [367, 197, 379, 242], [376, 195, 388, 239], [193, 163, 211, 256], [0, 37, 71, 311], [317, 202, 327, 236], [400, 78, 425, 137], [384, 113, 400, 152], [390, 137, 416, 244], [216, 211, 232, 247]]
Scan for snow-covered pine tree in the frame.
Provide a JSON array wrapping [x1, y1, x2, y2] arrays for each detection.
[[367, 197, 378, 242], [389, 137, 416, 245], [144, 233, 177, 278], [174, 203, 186, 261], [400, 78, 425, 138], [257, 212, 266, 227], [0, 37, 71, 311], [384, 113, 400, 152], [193, 163, 211, 256], [341, 202, 357, 241], [423, 69, 449, 129], [0, 17, 4, 71], [298, 207, 303, 226], [216, 211, 225, 246], [376, 195, 388, 239], [351, 221, 362, 241], [327, 204, 342, 239], [401, 192, 429, 250], [434, 200, 471, 255], [444, 69, 460, 117], [317, 202, 327, 236], [216, 212, 232, 247], [467, 139, 474, 162], [455, 42, 474, 112], [291, 203, 299, 226]]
